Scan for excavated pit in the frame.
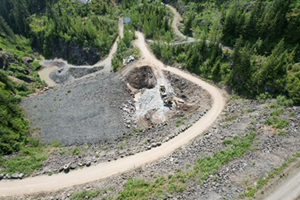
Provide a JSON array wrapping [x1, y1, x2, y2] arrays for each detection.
[[124, 65, 211, 128], [126, 65, 157, 89]]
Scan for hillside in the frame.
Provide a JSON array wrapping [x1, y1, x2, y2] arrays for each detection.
[[0, 0, 300, 200]]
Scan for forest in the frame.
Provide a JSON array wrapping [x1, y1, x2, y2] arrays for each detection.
[[151, 0, 300, 103], [0, 70, 31, 155], [1, 0, 118, 60]]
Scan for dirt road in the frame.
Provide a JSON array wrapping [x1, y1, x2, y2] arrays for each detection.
[[165, 4, 195, 42], [264, 169, 300, 200], [0, 31, 225, 197], [38, 66, 58, 87], [165, 4, 233, 53]]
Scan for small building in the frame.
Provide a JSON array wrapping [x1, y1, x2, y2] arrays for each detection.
[[124, 18, 131, 24]]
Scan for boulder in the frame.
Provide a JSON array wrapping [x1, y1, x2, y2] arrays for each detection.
[[18, 173, 24, 179], [70, 164, 77, 170], [86, 161, 91, 167], [11, 173, 19, 179], [22, 56, 33, 64]]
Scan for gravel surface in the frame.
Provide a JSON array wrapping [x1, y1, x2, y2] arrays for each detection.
[[22, 72, 131, 145]]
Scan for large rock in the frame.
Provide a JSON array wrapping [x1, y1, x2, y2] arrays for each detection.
[[18, 173, 24, 179], [0, 51, 18, 70], [11, 173, 20, 179], [22, 56, 33, 64]]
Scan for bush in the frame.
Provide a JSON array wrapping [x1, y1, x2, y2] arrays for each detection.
[[72, 147, 81, 155], [31, 61, 42, 71], [50, 140, 63, 148], [276, 119, 289, 129], [277, 95, 294, 107], [71, 190, 100, 200], [256, 92, 272, 103], [278, 130, 287, 136]]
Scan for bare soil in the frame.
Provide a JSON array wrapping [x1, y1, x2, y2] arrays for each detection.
[[126, 65, 157, 89]]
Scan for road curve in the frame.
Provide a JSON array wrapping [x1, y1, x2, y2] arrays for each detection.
[[165, 4, 195, 42], [0, 31, 225, 197]]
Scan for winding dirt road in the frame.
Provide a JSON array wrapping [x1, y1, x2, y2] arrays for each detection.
[[0, 30, 225, 197], [165, 4, 195, 42]]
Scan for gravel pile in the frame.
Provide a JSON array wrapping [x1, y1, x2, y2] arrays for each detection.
[[22, 72, 131, 145], [49, 66, 103, 84]]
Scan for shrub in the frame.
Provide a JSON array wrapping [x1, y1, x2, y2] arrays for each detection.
[[278, 130, 287, 136], [31, 61, 42, 71], [50, 140, 63, 148], [277, 95, 294, 107], [72, 147, 81, 155], [0, 147, 47, 176], [71, 190, 100, 200], [271, 108, 284, 116], [276, 119, 289, 129]]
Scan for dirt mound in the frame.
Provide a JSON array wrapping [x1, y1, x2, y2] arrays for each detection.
[[126, 66, 157, 89]]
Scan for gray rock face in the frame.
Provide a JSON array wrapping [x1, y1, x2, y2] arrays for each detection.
[[0, 51, 17, 70], [51, 38, 101, 65]]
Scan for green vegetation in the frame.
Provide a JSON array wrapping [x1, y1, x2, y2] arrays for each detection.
[[120, 0, 173, 41], [72, 147, 81, 155], [278, 130, 287, 136], [265, 116, 289, 129], [50, 140, 63, 148], [150, 0, 300, 103], [1, 0, 118, 59], [116, 133, 257, 199], [0, 71, 33, 155], [112, 25, 138, 71], [239, 152, 300, 198], [70, 190, 100, 200], [0, 146, 47, 176]]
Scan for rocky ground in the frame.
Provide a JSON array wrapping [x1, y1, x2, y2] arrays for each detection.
[[22, 72, 132, 146], [12, 67, 211, 178], [13, 97, 300, 200]]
